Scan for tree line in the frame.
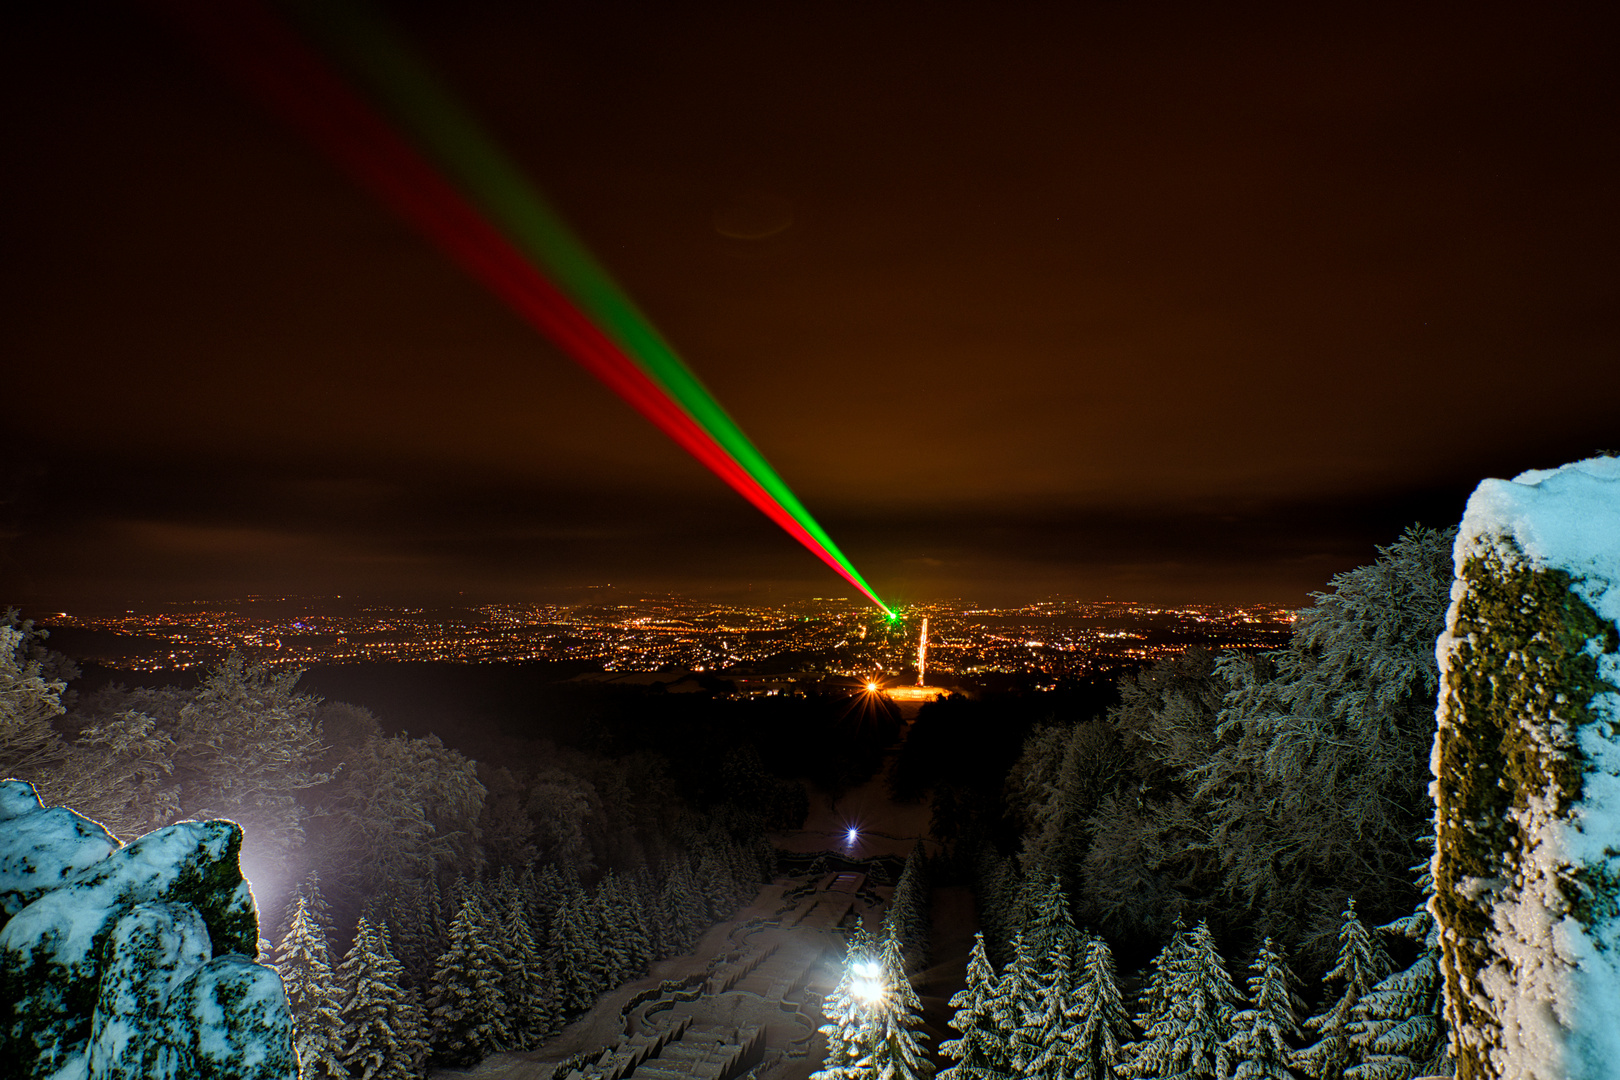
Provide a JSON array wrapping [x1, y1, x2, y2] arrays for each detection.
[[272, 829, 765, 1078], [917, 526, 1456, 974], [947, 876, 1444, 1080]]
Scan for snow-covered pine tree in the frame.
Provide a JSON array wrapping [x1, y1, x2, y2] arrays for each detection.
[[273, 895, 346, 1080], [863, 929, 935, 1080], [696, 843, 736, 920], [338, 917, 429, 1080], [1068, 934, 1133, 1080], [501, 894, 553, 1051], [1120, 920, 1241, 1080], [275, 871, 335, 954], [598, 872, 629, 971], [1132, 916, 1193, 1040], [1345, 848, 1452, 1080], [883, 841, 931, 964], [940, 931, 1012, 1080], [1295, 899, 1395, 1080], [1014, 931, 1081, 1080], [814, 927, 879, 1080], [595, 871, 645, 986], [377, 879, 443, 992], [646, 866, 680, 957], [532, 862, 566, 937], [618, 871, 656, 973], [1225, 937, 1304, 1080], [426, 896, 512, 1065], [995, 932, 1042, 1067], [550, 892, 605, 1015], [972, 846, 1021, 966], [1023, 874, 1080, 978]]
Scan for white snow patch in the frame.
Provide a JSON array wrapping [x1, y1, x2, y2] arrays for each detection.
[[1457, 456, 1620, 625]]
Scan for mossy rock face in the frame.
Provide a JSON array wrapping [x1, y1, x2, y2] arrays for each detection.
[[0, 820, 259, 1077], [88, 902, 213, 1080], [1432, 537, 1620, 1080], [0, 780, 120, 928]]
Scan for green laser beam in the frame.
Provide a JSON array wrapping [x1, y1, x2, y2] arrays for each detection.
[[301, 0, 892, 616]]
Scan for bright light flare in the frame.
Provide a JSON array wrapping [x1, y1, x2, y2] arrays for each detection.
[[852, 959, 885, 1005], [845, 826, 860, 844], [865, 681, 879, 693]]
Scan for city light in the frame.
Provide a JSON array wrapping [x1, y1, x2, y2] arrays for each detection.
[[45, 596, 1296, 675], [865, 681, 879, 693]]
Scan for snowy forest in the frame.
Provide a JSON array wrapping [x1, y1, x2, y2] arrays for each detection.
[[2, 525, 1461, 1080], [881, 526, 1459, 1080], [0, 613, 839, 1077]]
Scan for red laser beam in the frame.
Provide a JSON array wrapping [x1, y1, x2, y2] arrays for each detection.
[[156, 0, 887, 605]]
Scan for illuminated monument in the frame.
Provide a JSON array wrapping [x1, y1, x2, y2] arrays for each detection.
[[885, 616, 948, 709]]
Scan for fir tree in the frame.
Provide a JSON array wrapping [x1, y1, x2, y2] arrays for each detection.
[[884, 841, 931, 963], [1345, 852, 1452, 1080], [1015, 932, 1081, 1080], [427, 896, 512, 1065], [696, 844, 736, 919], [1133, 917, 1194, 1038], [1226, 937, 1304, 1080], [501, 895, 553, 1051], [1023, 874, 1080, 979], [594, 872, 637, 986], [940, 932, 1012, 1080], [275, 870, 336, 953], [550, 892, 605, 1014], [617, 871, 656, 973], [338, 917, 429, 1080], [1069, 935, 1133, 1080], [815, 926, 880, 1080], [1194, 528, 1455, 941], [1121, 920, 1241, 1080], [273, 895, 346, 1080], [1295, 899, 1396, 1080], [864, 930, 935, 1080], [996, 931, 1043, 1052]]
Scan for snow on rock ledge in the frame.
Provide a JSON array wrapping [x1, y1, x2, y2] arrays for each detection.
[[0, 779, 295, 1079], [0, 786, 119, 924], [1431, 456, 1620, 1080]]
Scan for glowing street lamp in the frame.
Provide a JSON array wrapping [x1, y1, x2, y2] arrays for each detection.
[[852, 958, 886, 1007], [845, 826, 860, 845]]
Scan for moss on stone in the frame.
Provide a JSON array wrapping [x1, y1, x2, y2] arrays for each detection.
[[1433, 536, 1620, 1080]]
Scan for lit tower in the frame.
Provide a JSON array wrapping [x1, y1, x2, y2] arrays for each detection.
[[917, 617, 928, 687]]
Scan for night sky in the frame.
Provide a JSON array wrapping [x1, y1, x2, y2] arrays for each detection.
[[5, 2, 1617, 611]]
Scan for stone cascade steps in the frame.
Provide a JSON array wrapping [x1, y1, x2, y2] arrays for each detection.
[[704, 944, 779, 996], [586, 1014, 692, 1080], [621, 1025, 763, 1080]]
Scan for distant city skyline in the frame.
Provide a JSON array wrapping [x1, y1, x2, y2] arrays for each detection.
[[36, 592, 1293, 679]]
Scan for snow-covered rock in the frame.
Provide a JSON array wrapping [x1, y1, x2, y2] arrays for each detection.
[[88, 902, 212, 1080], [0, 782, 295, 1080], [166, 956, 298, 1079], [0, 780, 119, 924], [1431, 456, 1620, 1080]]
